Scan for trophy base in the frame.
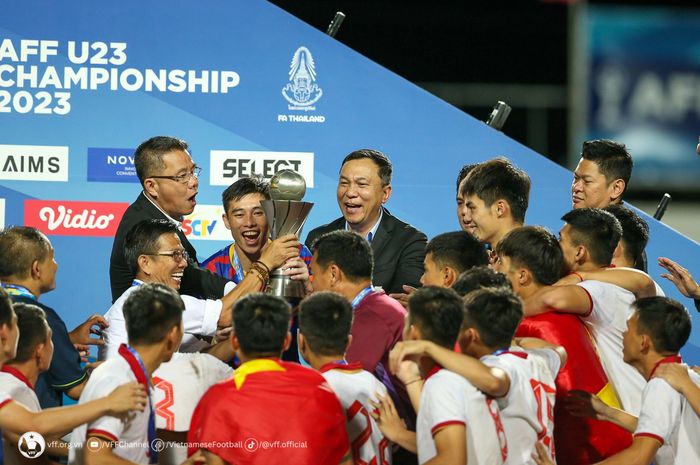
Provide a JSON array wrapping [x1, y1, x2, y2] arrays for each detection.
[[266, 271, 306, 303]]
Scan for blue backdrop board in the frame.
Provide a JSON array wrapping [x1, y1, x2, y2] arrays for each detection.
[[582, 6, 700, 191], [1, 1, 699, 360]]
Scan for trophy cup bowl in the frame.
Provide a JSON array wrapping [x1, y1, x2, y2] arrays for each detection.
[[261, 170, 314, 302]]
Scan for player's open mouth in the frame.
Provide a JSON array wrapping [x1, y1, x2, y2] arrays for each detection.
[[242, 230, 261, 245], [171, 272, 183, 283]]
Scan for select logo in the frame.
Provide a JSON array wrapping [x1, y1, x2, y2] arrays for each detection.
[[24, 200, 129, 237], [0, 145, 68, 182], [210, 151, 314, 187], [87, 147, 138, 183]]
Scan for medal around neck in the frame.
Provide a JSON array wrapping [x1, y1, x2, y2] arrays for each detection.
[[261, 170, 314, 301]]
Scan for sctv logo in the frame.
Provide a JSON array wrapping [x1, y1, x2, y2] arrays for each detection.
[[182, 205, 230, 241], [182, 218, 218, 238]]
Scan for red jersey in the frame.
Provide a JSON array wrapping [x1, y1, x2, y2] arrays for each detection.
[[517, 313, 632, 465]]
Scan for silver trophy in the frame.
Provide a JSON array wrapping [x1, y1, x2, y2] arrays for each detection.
[[261, 170, 314, 301]]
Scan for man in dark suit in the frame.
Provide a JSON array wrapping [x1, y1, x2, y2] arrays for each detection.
[[109, 136, 230, 302], [305, 149, 427, 294]]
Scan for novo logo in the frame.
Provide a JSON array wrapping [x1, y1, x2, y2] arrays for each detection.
[[24, 200, 129, 237], [210, 151, 314, 187], [87, 147, 138, 183], [0, 145, 68, 182]]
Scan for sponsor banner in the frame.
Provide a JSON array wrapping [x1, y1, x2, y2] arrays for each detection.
[[0, 145, 69, 182], [209, 151, 314, 187], [24, 200, 129, 236], [182, 204, 231, 241], [0, 198, 5, 229], [87, 147, 138, 183]]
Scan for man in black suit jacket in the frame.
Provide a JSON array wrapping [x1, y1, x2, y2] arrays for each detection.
[[305, 149, 427, 294], [110, 136, 229, 302]]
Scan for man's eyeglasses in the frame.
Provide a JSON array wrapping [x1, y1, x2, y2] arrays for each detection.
[[150, 166, 202, 184], [148, 250, 189, 263]]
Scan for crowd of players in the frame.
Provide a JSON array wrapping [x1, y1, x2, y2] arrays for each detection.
[[0, 136, 699, 465]]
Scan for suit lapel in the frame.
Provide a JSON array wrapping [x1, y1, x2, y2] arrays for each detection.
[[370, 210, 392, 257]]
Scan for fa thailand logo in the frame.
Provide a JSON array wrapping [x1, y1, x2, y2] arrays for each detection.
[[282, 46, 323, 111]]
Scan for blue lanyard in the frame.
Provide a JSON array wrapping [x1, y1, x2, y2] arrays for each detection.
[[1, 284, 36, 300], [351, 286, 375, 310], [123, 345, 157, 464], [228, 244, 245, 283]]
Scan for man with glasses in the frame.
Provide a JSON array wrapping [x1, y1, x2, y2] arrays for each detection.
[[101, 219, 295, 360], [110, 136, 288, 302]]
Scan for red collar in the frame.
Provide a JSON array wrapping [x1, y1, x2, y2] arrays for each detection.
[[499, 350, 528, 359], [319, 361, 364, 373], [648, 354, 683, 380], [118, 344, 150, 387], [424, 363, 443, 381], [1, 365, 34, 390]]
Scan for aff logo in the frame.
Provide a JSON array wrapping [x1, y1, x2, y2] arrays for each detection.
[[209, 151, 314, 187], [182, 204, 231, 241], [24, 200, 129, 237], [0, 144, 68, 182], [282, 46, 323, 111]]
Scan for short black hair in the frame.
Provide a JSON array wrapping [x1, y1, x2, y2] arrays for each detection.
[[341, 149, 393, 187], [123, 283, 184, 345], [311, 230, 373, 283], [633, 297, 691, 354], [452, 266, 512, 297], [427, 231, 489, 275], [461, 157, 531, 223], [561, 208, 622, 266], [408, 286, 463, 349], [233, 293, 291, 357], [496, 226, 564, 285], [298, 291, 353, 357], [581, 139, 633, 190], [134, 136, 189, 186], [462, 287, 523, 350], [9, 303, 49, 363], [0, 287, 13, 327], [604, 205, 648, 271], [124, 219, 180, 274], [221, 176, 270, 212], [456, 163, 478, 193], [0, 226, 51, 279]]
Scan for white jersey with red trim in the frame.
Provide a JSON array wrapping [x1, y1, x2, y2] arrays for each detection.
[[634, 366, 700, 465], [0, 371, 42, 465], [321, 362, 392, 465], [68, 355, 152, 465], [417, 367, 506, 465], [480, 348, 560, 465], [151, 352, 233, 465], [577, 280, 645, 415]]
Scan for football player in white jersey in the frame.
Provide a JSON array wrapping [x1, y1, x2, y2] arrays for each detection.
[[391, 287, 565, 465], [566, 297, 700, 465], [152, 352, 233, 465], [0, 289, 147, 446], [523, 209, 653, 415], [374, 286, 507, 465], [298, 291, 392, 465], [69, 284, 184, 465]]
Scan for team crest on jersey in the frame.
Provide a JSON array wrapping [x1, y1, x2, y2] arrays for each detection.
[[282, 46, 323, 111]]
